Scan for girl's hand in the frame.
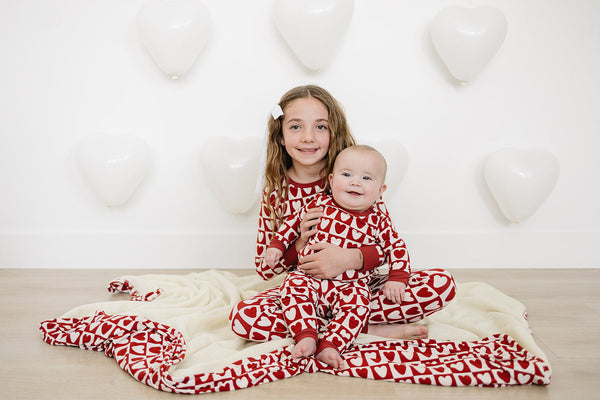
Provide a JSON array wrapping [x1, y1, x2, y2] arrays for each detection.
[[265, 248, 283, 268], [383, 281, 406, 305], [295, 207, 323, 251], [299, 243, 362, 279]]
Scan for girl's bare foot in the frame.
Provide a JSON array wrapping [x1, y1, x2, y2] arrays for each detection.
[[367, 324, 428, 340], [291, 337, 317, 359], [316, 347, 345, 369]]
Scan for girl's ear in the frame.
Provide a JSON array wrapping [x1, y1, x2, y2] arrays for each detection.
[[328, 173, 334, 185]]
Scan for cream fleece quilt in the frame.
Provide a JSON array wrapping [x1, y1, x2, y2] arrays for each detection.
[[40, 269, 551, 392]]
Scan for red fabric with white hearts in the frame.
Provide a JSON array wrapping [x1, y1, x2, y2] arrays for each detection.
[[255, 178, 387, 280], [230, 269, 456, 343], [108, 279, 162, 301], [280, 271, 371, 353], [270, 194, 409, 283], [40, 308, 551, 392]]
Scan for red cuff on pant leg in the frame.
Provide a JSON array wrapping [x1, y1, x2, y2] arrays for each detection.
[[294, 329, 318, 344], [316, 339, 337, 356]]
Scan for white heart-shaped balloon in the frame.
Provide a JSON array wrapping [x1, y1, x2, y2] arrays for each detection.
[[199, 137, 263, 214], [137, 0, 211, 79], [273, 0, 354, 70], [430, 6, 507, 82], [362, 139, 409, 196], [484, 148, 559, 223], [77, 133, 151, 207]]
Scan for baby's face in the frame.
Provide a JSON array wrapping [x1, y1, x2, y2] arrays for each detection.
[[328, 149, 387, 212]]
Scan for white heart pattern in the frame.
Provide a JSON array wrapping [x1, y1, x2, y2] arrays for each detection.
[[137, 0, 211, 79], [484, 148, 559, 222], [199, 136, 262, 214], [77, 133, 151, 207], [430, 6, 507, 82], [273, 0, 354, 70]]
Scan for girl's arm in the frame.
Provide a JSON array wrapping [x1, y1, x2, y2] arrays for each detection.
[[297, 243, 384, 279], [255, 193, 305, 280], [255, 193, 286, 280]]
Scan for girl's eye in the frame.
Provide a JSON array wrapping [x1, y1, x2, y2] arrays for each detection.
[[316, 124, 329, 131], [342, 172, 351, 177], [290, 125, 301, 130]]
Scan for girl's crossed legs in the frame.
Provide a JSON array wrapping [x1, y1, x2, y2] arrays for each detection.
[[229, 268, 456, 342]]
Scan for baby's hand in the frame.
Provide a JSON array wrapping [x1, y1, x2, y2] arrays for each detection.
[[265, 248, 283, 268], [382, 281, 406, 305], [294, 207, 323, 251]]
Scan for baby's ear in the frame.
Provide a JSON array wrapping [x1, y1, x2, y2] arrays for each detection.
[[328, 173, 334, 184], [379, 184, 387, 197]]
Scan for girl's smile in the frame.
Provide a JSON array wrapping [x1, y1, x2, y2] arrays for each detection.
[[280, 97, 331, 182]]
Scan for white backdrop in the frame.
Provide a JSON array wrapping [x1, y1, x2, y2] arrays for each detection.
[[1, 0, 599, 268]]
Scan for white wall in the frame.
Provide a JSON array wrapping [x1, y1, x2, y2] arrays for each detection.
[[1, 0, 599, 269]]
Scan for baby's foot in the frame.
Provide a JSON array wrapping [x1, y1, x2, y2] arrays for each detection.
[[291, 337, 317, 359], [367, 324, 428, 340], [316, 347, 346, 370]]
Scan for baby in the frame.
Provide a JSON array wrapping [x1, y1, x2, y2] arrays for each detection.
[[265, 145, 410, 369]]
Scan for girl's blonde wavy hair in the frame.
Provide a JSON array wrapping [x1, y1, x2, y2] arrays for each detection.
[[264, 85, 356, 232]]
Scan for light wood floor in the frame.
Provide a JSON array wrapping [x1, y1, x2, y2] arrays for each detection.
[[1, 268, 598, 400]]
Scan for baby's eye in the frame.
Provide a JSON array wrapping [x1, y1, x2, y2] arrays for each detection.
[[362, 176, 372, 181], [342, 172, 351, 177]]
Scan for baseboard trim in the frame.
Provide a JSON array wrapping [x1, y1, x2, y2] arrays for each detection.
[[1, 230, 599, 269]]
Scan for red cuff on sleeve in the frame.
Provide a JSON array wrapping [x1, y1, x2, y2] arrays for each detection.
[[282, 243, 299, 266], [268, 239, 286, 253], [388, 269, 410, 286], [359, 245, 381, 272]]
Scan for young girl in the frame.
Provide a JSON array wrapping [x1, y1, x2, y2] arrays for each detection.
[[229, 85, 456, 349]]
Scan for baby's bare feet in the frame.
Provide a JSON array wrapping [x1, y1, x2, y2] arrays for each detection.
[[367, 323, 428, 340], [291, 337, 317, 359], [316, 347, 345, 370]]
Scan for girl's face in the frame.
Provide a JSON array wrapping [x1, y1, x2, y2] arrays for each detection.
[[280, 97, 331, 176]]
